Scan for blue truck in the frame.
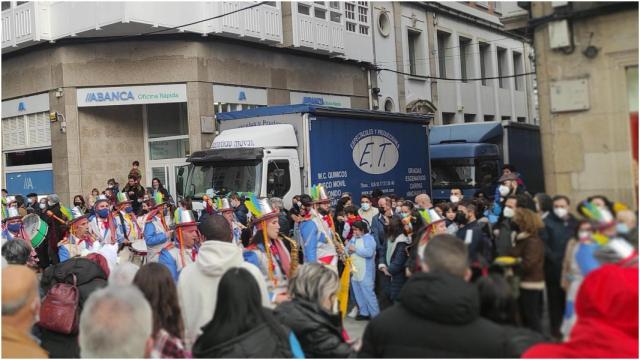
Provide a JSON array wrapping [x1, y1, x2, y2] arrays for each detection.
[[180, 105, 432, 209], [429, 121, 544, 202]]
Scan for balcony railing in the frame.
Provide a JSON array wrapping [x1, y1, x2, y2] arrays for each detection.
[[294, 13, 344, 53], [2, 1, 283, 53]]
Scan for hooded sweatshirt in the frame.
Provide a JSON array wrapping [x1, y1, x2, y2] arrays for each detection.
[[178, 240, 271, 350]]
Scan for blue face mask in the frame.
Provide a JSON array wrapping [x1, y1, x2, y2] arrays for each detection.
[[125, 207, 134, 214], [617, 223, 630, 235], [361, 203, 371, 211], [7, 223, 21, 233], [97, 208, 110, 218]]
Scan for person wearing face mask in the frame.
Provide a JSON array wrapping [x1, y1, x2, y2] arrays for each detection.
[[449, 188, 463, 205], [455, 200, 493, 279], [494, 196, 519, 257], [88, 195, 118, 246], [2, 207, 24, 241], [143, 193, 174, 264], [616, 209, 638, 249], [2, 265, 47, 358], [113, 192, 142, 248], [25, 193, 38, 214], [490, 173, 531, 225], [540, 195, 578, 339], [559, 220, 593, 339], [72, 195, 87, 214], [358, 194, 379, 226]]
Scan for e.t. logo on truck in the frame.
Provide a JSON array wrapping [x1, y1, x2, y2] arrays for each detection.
[[350, 129, 400, 175]]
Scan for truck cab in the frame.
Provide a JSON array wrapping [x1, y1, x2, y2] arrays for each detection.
[[429, 122, 503, 202], [182, 124, 302, 210]]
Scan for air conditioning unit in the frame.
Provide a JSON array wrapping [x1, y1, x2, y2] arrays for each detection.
[[548, 20, 571, 49]]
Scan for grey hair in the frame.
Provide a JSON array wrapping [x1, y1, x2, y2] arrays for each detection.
[[269, 197, 284, 210], [47, 194, 60, 205], [288, 263, 339, 309], [79, 285, 152, 358], [108, 262, 139, 287], [2, 239, 31, 265]]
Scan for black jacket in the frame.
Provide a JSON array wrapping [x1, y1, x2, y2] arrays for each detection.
[[38, 258, 108, 358], [541, 213, 578, 278], [193, 322, 292, 358], [275, 299, 354, 358], [359, 271, 508, 358]]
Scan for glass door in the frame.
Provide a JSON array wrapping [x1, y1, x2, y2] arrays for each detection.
[[148, 160, 189, 203]]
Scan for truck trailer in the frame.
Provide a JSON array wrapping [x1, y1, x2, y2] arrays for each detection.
[[429, 121, 544, 202], [180, 105, 433, 209]]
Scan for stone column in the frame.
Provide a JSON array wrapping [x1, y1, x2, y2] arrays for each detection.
[[49, 87, 81, 204], [187, 82, 215, 151]]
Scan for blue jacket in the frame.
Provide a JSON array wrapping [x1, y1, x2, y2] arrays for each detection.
[[299, 219, 330, 263], [144, 221, 167, 247], [158, 248, 179, 281]]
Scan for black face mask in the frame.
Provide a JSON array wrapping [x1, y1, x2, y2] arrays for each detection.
[[74, 202, 82, 206], [455, 211, 468, 226]]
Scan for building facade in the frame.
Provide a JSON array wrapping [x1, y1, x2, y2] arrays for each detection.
[[370, 2, 537, 125], [1, 1, 542, 203], [1, 1, 373, 202], [525, 2, 638, 208]]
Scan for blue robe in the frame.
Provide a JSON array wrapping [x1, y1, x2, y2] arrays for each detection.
[[347, 233, 380, 317]]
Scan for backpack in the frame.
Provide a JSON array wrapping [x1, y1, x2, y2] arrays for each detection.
[[39, 274, 80, 335]]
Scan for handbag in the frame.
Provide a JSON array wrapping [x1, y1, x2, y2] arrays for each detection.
[[39, 274, 80, 335]]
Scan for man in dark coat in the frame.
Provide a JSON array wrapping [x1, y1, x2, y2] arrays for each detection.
[[359, 234, 509, 358], [540, 195, 578, 339]]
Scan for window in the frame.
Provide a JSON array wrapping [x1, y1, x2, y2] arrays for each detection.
[[513, 52, 524, 91], [5, 149, 52, 167], [266, 160, 291, 198], [517, 117, 526, 123], [1, 2, 10, 11], [497, 47, 508, 89], [214, 103, 265, 114], [459, 37, 472, 82], [147, 103, 189, 160], [484, 115, 495, 122], [329, 1, 340, 9], [479, 43, 490, 86], [464, 114, 476, 123], [442, 112, 455, 125], [298, 3, 310, 15], [501, 116, 511, 121], [314, 7, 326, 19], [378, 11, 390, 37], [437, 31, 451, 78], [330, 11, 341, 22], [2, 112, 51, 151], [314, 1, 325, 5], [263, 1, 277, 6], [408, 30, 420, 76], [345, 1, 368, 34]]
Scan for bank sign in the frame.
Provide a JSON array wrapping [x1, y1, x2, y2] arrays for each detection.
[[77, 84, 187, 107], [5, 170, 54, 197]]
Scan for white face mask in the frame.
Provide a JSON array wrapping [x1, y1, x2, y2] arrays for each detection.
[[503, 207, 515, 218], [450, 195, 460, 204], [499, 185, 511, 197], [361, 203, 371, 211], [27, 198, 34, 205], [578, 230, 592, 240], [554, 207, 568, 219], [39, 203, 47, 210]]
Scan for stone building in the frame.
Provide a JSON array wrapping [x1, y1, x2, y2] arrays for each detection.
[[524, 2, 638, 207]]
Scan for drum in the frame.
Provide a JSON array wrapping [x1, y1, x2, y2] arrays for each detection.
[[22, 214, 48, 249], [130, 239, 148, 266]]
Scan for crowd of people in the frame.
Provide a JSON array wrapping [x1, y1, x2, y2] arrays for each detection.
[[1, 162, 638, 358]]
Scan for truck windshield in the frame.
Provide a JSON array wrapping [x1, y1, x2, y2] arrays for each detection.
[[431, 158, 499, 189], [185, 160, 262, 198]]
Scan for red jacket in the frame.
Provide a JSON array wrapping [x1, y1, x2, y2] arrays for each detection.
[[523, 262, 638, 358]]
